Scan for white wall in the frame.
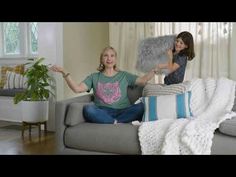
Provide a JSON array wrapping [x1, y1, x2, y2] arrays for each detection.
[[63, 22, 109, 99], [38, 22, 63, 131], [0, 23, 64, 129], [37, 22, 109, 131]]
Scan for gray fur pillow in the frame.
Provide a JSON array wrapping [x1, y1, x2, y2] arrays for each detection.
[[136, 35, 176, 74]]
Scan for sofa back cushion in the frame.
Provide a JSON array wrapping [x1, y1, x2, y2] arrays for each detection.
[[0, 88, 26, 97], [65, 102, 87, 126], [219, 116, 236, 137], [127, 85, 143, 104]]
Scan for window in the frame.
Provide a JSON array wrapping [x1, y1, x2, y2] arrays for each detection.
[[0, 22, 38, 59], [29, 22, 38, 55]]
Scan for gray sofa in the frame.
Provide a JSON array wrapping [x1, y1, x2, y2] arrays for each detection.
[[55, 86, 236, 155]]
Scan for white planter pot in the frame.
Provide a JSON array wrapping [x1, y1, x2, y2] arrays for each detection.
[[21, 101, 49, 122]]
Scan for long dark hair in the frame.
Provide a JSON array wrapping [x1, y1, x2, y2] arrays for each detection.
[[175, 31, 195, 61], [97, 46, 119, 72]]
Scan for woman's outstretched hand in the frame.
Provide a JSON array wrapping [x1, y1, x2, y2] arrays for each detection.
[[50, 65, 64, 73]]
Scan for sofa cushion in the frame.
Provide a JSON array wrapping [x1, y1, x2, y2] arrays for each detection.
[[64, 123, 140, 154], [127, 85, 143, 104], [65, 102, 88, 126], [219, 116, 236, 137], [0, 88, 26, 96], [3, 71, 27, 89], [0, 64, 24, 88], [142, 91, 193, 122]]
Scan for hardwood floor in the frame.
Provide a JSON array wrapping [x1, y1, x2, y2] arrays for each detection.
[[0, 121, 56, 155]]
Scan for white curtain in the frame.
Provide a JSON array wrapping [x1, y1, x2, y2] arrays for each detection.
[[109, 22, 235, 83], [155, 22, 234, 82], [109, 22, 155, 82]]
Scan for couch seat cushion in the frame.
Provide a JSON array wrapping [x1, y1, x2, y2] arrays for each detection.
[[64, 123, 141, 154], [219, 117, 236, 137]]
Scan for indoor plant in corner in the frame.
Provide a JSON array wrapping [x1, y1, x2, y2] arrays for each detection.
[[14, 57, 54, 123]]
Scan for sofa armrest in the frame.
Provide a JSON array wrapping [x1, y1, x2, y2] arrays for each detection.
[[55, 94, 93, 153]]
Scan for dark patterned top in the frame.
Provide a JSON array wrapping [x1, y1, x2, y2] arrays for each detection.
[[164, 54, 187, 85]]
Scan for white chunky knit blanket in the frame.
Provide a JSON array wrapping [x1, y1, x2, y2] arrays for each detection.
[[138, 77, 236, 154]]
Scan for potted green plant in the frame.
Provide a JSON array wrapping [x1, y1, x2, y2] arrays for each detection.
[[14, 57, 54, 123]]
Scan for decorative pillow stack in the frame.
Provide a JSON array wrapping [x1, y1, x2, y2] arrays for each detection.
[[3, 70, 27, 89], [141, 82, 193, 122], [0, 64, 26, 89], [142, 81, 190, 96]]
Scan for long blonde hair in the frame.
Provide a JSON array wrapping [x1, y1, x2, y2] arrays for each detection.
[[97, 46, 119, 72]]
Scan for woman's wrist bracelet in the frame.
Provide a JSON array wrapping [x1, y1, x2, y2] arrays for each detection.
[[153, 65, 161, 74], [152, 69, 159, 74], [63, 73, 70, 78]]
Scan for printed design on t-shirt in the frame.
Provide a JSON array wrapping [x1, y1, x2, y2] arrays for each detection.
[[96, 81, 121, 104]]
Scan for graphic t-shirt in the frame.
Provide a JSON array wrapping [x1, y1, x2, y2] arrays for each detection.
[[164, 54, 187, 85], [83, 71, 138, 109]]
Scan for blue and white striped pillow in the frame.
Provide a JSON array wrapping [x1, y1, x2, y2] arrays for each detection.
[[142, 91, 193, 122]]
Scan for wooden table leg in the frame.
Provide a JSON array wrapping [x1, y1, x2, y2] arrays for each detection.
[[22, 122, 25, 137], [38, 122, 41, 138], [22, 121, 48, 139], [29, 124, 31, 137], [44, 121, 47, 135]]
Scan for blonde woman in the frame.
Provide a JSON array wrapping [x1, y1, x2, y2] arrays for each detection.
[[51, 46, 159, 124]]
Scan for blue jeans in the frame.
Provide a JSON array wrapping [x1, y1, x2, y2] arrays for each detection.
[[83, 103, 144, 124]]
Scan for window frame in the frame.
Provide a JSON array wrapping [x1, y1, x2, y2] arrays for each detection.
[[28, 22, 38, 56], [0, 22, 38, 60]]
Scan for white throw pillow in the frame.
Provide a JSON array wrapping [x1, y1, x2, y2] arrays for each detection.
[[23, 76, 28, 88], [19, 74, 24, 88], [3, 71, 26, 89], [14, 73, 20, 88], [9, 71, 15, 89], [3, 71, 12, 89]]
